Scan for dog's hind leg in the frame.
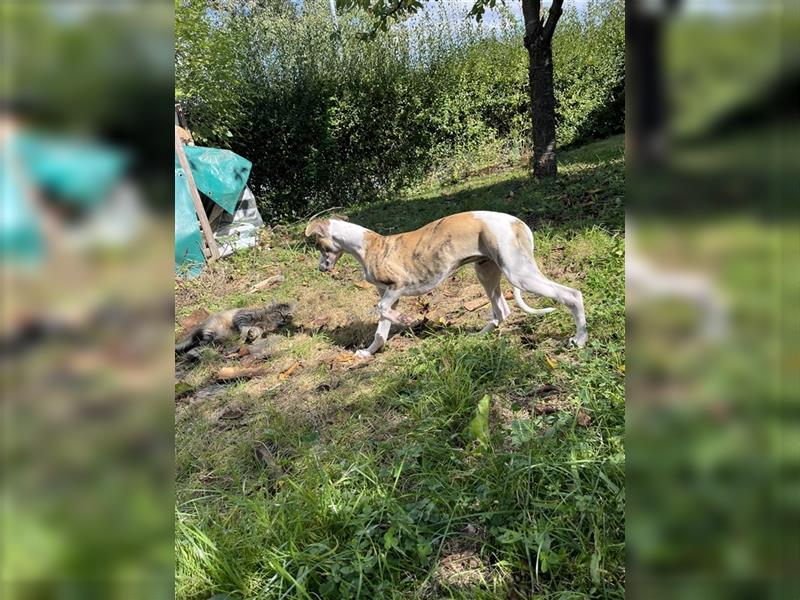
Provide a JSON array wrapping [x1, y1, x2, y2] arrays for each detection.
[[505, 263, 588, 347], [475, 261, 511, 334]]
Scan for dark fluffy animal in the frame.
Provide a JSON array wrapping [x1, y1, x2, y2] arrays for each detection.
[[176, 302, 293, 354]]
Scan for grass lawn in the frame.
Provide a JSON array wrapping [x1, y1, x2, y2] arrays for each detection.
[[175, 135, 625, 599]]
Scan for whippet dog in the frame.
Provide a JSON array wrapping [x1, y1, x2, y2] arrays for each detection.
[[305, 211, 587, 358]]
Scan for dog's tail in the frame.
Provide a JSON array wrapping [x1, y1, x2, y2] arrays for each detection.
[[513, 287, 556, 316]]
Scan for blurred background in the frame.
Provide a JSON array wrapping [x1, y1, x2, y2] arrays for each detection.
[[1, 1, 174, 598], [626, 0, 798, 597], [1, 0, 797, 597]]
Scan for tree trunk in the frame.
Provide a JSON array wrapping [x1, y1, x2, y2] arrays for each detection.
[[528, 40, 557, 177], [521, 0, 562, 178], [626, 0, 681, 168]]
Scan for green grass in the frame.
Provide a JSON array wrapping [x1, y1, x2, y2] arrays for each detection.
[[175, 135, 625, 599]]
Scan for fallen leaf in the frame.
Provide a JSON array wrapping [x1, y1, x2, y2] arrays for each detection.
[[347, 360, 371, 370], [464, 298, 489, 312], [175, 381, 195, 399], [218, 407, 244, 420], [576, 408, 592, 427], [254, 441, 279, 469], [308, 315, 330, 330], [248, 274, 285, 293], [532, 396, 573, 415], [544, 355, 557, 369], [226, 345, 250, 359], [533, 385, 560, 397], [316, 379, 341, 392], [213, 406, 247, 430], [354, 280, 373, 290], [243, 337, 276, 362], [217, 365, 268, 381], [278, 361, 301, 381]]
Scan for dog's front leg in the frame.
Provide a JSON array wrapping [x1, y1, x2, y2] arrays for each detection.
[[355, 317, 392, 359], [355, 290, 409, 359], [377, 291, 414, 327]]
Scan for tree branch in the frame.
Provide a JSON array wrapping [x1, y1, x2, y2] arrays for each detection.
[[521, 0, 542, 48], [542, 0, 564, 41]]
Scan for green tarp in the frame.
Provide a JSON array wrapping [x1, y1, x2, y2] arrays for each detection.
[[182, 146, 252, 214], [15, 133, 129, 207], [2, 132, 129, 265], [2, 146, 45, 265], [174, 166, 206, 277], [174, 145, 253, 277]]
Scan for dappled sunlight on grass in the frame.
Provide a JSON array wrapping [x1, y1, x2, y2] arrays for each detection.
[[174, 136, 625, 599]]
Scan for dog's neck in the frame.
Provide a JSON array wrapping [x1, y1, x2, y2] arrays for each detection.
[[329, 219, 376, 268]]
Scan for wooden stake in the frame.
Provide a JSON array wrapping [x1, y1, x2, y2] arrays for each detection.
[[175, 126, 219, 261]]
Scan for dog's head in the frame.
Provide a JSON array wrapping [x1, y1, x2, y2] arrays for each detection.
[[305, 218, 343, 272]]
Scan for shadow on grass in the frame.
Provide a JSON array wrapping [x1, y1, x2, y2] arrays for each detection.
[[291, 317, 483, 351], [346, 137, 624, 238]]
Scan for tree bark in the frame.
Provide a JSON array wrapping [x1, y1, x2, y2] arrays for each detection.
[[522, 0, 563, 178], [626, 0, 681, 168], [529, 40, 557, 177]]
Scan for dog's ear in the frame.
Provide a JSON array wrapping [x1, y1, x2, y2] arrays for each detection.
[[304, 219, 329, 238]]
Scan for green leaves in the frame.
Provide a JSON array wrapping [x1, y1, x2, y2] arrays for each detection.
[[469, 394, 491, 448], [175, 0, 623, 220]]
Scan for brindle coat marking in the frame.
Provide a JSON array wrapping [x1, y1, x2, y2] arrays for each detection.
[[305, 211, 587, 357]]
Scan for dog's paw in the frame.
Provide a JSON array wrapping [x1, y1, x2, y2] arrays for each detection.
[[354, 349, 373, 360], [568, 335, 588, 349]]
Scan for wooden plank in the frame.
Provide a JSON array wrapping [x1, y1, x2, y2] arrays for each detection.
[[464, 297, 489, 311], [207, 203, 225, 227], [175, 126, 219, 261]]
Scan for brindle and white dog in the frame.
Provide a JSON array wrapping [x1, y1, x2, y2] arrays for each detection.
[[305, 211, 587, 358]]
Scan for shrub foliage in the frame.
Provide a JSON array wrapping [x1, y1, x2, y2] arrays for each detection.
[[176, 0, 623, 220]]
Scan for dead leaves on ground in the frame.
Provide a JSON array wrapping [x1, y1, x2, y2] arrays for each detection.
[[463, 297, 489, 312], [217, 365, 269, 381], [327, 351, 372, 370], [248, 273, 285, 293], [278, 361, 301, 380], [510, 384, 593, 428]]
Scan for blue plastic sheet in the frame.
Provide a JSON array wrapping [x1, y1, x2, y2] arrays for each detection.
[[174, 145, 252, 277], [1, 147, 44, 265], [174, 165, 206, 278], [3, 131, 128, 265], [14, 133, 129, 207], [182, 146, 252, 214]]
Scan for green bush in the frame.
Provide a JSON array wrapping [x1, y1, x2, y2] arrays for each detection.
[[175, 0, 623, 221]]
